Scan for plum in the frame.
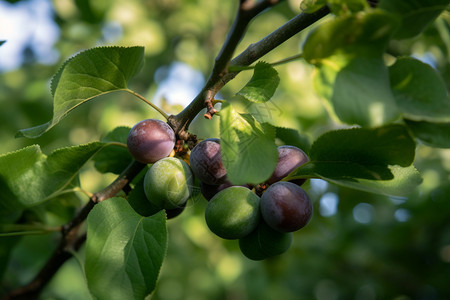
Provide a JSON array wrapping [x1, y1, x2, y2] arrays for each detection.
[[144, 157, 194, 210], [267, 145, 309, 185], [127, 119, 176, 164], [189, 138, 227, 185], [200, 181, 250, 201], [238, 221, 293, 260], [166, 202, 186, 219], [260, 181, 312, 232], [205, 186, 260, 239]]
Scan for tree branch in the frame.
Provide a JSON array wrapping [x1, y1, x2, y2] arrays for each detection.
[[168, 0, 284, 136], [3, 160, 146, 300], [169, 5, 330, 135], [4, 3, 331, 299]]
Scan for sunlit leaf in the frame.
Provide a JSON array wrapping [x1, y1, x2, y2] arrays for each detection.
[[16, 46, 145, 138], [220, 102, 278, 185], [300, 0, 327, 13], [237, 62, 279, 103], [325, 165, 423, 197], [85, 197, 167, 300], [0, 143, 104, 213], [389, 57, 450, 122], [304, 11, 400, 127]]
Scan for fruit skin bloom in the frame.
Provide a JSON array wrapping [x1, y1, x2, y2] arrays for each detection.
[[189, 138, 227, 185], [260, 181, 313, 233], [127, 119, 176, 164]]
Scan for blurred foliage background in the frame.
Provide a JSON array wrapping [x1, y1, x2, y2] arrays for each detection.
[[1, 0, 450, 299]]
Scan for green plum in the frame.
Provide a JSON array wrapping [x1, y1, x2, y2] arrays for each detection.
[[238, 221, 293, 261], [144, 157, 194, 210], [205, 186, 260, 239]]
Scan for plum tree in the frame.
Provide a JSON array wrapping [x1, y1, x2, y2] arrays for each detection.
[[189, 138, 227, 185], [144, 157, 194, 210], [267, 145, 309, 185], [5, 0, 445, 297], [260, 181, 313, 233], [127, 119, 176, 164], [238, 221, 293, 261], [205, 186, 260, 239]]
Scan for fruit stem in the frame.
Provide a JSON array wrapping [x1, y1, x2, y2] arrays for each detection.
[[125, 89, 170, 120]]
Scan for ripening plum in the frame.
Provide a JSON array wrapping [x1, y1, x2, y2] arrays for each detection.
[[267, 145, 309, 185], [127, 119, 176, 164], [239, 221, 293, 261], [260, 181, 312, 232], [189, 138, 227, 185], [205, 186, 260, 239], [144, 157, 194, 210]]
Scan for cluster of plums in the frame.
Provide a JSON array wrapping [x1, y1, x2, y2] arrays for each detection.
[[127, 119, 313, 260], [127, 119, 193, 217]]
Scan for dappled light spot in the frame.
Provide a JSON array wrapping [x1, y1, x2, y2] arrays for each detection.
[[394, 208, 411, 222], [0, 0, 60, 71], [217, 255, 242, 284], [319, 192, 339, 217], [309, 178, 329, 195], [353, 203, 374, 224]]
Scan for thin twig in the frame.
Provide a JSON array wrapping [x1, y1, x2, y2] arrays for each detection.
[[170, 4, 330, 134], [4, 3, 331, 299], [170, 0, 283, 128]]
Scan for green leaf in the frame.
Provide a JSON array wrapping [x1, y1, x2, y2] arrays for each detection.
[[128, 176, 161, 217], [389, 57, 450, 122], [404, 119, 450, 148], [93, 126, 133, 174], [290, 125, 416, 180], [326, 165, 423, 197], [300, 0, 327, 13], [275, 127, 311, 154], [0, 41, 5, 47], [29, 191, 82, 226], [321, 56, 400, 126], [219, 102, 278, 185], [0, 236, 20, 280], [237, 62, 280, 103], [378, 0, 450, 39], [17, 46, 145, 138], [301, 0, 368, 14], [304, 11, 400, 127], [85, 197, 167, 300], [0, 146, 46, 215], [0, 143, 105, 212]]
